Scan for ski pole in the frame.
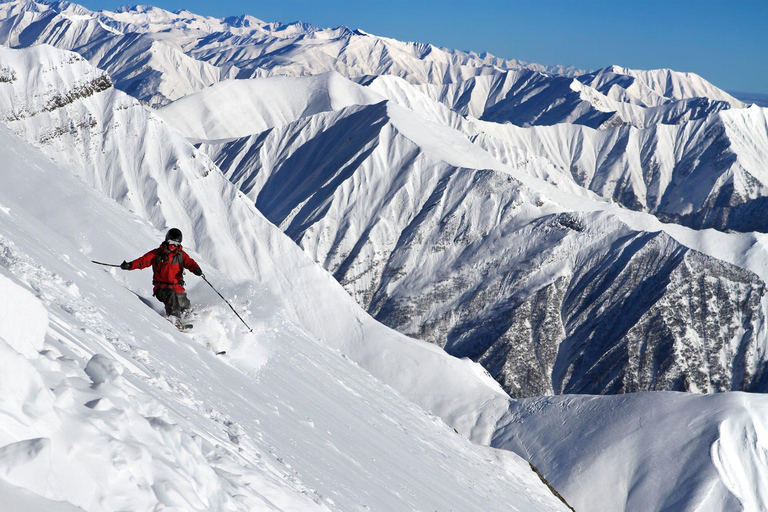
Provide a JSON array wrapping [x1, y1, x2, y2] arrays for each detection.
[[92, 260, 122, 267], [201, 274, 254, 333]]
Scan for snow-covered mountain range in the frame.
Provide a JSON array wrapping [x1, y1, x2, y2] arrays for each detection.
[[0, 0, 767, 510], [0, 0, 579, 107]]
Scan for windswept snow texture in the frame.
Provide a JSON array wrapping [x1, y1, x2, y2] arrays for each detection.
[[196, 75, 768, 399], [494, 392, 768, 512], [0, 113, 568, 509]]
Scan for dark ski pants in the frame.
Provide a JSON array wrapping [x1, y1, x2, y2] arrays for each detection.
[[154, 287, 191, 318]]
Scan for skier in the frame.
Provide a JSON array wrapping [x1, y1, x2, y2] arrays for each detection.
[[120, 228, 203, 324]]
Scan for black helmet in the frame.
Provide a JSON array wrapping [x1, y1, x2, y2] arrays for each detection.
[[165, 228, 183, 244]]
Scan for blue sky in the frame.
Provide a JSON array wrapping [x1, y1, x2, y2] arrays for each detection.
[[79, 0, 767, 94]]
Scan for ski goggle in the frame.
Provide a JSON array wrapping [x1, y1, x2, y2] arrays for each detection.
[[166, 239, 182, 246]]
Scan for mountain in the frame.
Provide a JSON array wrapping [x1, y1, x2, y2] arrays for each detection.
[[174, 74, 768, 399], [580, 65, 746, 108], [0, 0, 748, 134], [0, 0, 580, 107], [475, 104, 768, 232], [4, 96, 767, 510], [414, 67, 740, 130], [354, 74, 768, 234], [0, 117, 570, 510], [0, 1, 239, 107]]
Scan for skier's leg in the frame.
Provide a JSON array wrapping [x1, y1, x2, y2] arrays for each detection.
[[177, 292, 191, 318], [155, 288, 177, 317], [167, 291, 183, 318]]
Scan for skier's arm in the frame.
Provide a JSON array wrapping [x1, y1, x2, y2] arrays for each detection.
[[124, 249, 157, 270], [182, 251, 203, 276]]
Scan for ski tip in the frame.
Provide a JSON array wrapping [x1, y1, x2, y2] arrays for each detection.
[[215, 351, 227, 356]]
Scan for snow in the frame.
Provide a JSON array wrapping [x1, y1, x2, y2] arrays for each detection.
[[0, 2, 767, 510], [712, 397, 768, 510], [0, 479, 84, 512], [159, 73, 383, 141], [0, 82, 566, 510], [494, 392, 768, 511], [0, 272, 47, 358], [601, 65, 747, 107]]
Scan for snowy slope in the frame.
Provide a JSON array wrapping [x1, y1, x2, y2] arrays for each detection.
[[0, 111, 568, 510], [475, 104, 768, 232], [581, 65, 747, 108], [493, 391, 768, 512], [4, 113, 766, 512], [159, 73, 382, 141], [0, 44, 531, 444], [191, 76, 768, 399]]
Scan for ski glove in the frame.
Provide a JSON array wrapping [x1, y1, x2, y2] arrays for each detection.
[[120, 261, 131, 270], [193, 267, 203, 276]]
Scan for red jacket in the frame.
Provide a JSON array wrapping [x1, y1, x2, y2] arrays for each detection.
[[128, 242, 201, 293]]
